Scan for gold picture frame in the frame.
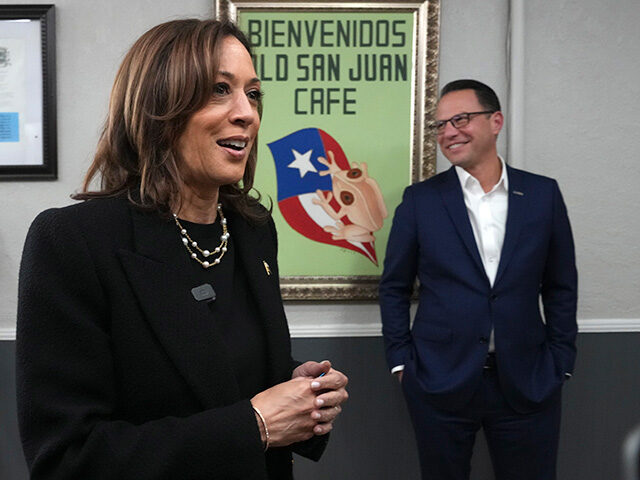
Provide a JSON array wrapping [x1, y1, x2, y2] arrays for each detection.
[[214, 0, 440, 300]]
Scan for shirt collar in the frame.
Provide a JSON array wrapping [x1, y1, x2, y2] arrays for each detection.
[[455, 156, 509, 194]]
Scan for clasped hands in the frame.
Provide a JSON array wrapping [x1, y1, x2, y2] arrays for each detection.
[[251, 360, 348, 448]]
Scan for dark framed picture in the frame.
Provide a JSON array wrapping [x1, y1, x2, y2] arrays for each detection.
[[0, 4, 56, 180], [215, 0, 440, 299]]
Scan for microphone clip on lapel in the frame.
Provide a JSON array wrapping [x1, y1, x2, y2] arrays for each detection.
[[191, 283, 216, 303]]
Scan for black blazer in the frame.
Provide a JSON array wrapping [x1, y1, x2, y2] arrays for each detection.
[[17, 197, 326, 479]]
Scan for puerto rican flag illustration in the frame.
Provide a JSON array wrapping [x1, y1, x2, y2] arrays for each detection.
[[267, 128, 379, 265]]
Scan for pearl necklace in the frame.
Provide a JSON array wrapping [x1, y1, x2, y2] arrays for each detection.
[[173, 203, 229, 269]]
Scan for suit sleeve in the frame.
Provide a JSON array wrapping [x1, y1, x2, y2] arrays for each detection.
[[541, 181, 578, 377], [265, 215, 329, 462], [16, 209, 268, 479], [379, 186, 419, 371]]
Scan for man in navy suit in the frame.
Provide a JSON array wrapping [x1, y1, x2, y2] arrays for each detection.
[[379, 79, 577, 480]]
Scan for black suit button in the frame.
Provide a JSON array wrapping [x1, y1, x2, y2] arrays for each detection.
[[479, 337, 489, 344], [490, 294, 498, 301]]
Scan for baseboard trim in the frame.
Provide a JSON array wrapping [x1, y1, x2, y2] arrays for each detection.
[[2, 319, 639, 341]]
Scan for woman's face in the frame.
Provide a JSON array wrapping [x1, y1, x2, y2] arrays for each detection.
[[177, 36, 261, 196]]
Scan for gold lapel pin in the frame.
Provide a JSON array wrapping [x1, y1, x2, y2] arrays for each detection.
[[263, 260, 272, 276]]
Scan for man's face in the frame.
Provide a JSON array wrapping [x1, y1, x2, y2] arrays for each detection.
[[435, 89, 503, 170]]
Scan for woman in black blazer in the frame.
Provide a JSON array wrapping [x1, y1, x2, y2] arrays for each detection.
[[16, 19, 348, 479]]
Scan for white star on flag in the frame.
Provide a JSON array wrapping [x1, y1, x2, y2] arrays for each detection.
[[287, 149, 317, 178]]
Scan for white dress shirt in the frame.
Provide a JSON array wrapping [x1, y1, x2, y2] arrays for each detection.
[[391, 157, 508, 373], [455, 157, 508, 352]]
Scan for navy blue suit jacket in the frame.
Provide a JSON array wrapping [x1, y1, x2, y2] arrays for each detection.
[[379, 165, 577, 413]]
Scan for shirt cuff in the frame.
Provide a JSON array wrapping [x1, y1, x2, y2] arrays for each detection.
[[391, 365, 405, 374]]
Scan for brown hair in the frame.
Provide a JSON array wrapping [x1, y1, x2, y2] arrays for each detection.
[[73, 19, 269, 222]]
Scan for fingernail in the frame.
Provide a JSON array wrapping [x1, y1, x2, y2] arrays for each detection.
[[316, 398, 325, 406], [312, 412, 321, 419], [311, 381, 321, 389]]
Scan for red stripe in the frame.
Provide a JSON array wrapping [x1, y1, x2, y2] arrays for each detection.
[[278, 196, 378, 266]]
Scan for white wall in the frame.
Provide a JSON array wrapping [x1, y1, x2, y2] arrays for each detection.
[[1, 0, 639, 334], [1, 0, 213, 330], [436, 0, 509, 173], [523, 0, 640, 319]]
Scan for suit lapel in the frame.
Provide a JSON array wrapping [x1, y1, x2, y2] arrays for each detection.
[[228, 210, 293, 386], [494, 165, 529, 286], [438, 167, 487, 279], [118, 208, 241, 409]]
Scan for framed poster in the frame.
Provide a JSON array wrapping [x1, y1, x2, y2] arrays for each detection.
[[0, 4, 56, 180], [215, 0, 440, 299]]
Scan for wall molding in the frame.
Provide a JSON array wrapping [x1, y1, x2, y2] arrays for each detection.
[[577, 318, 640, 333], [288, 318, 640, 338], [291, 323, 382, 338], [2, 319, 640, 341], [0, 328, 16, 341]]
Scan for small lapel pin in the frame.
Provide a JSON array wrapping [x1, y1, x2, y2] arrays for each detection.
[[513, 190, 524, 196], [263, 260, 272, 276]]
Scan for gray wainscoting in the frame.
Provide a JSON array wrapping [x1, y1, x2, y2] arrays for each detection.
[[0, 342, 27, 479], [2, 334, 640, 479]]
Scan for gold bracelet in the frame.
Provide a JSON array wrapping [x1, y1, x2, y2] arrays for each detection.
[[252, 405, 270, 452]]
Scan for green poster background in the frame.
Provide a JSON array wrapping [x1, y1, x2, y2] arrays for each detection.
[[239, 12, 414, 276]]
